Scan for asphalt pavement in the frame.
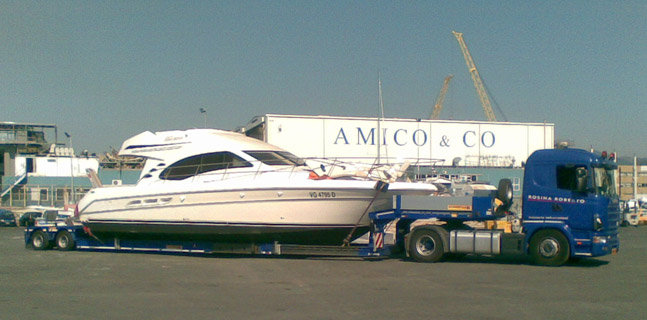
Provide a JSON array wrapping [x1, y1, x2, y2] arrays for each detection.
[[0, 226, 644, 320]]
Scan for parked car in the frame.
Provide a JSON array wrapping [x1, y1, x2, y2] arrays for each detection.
[[0, 209, 16, 226], [18, 211, 43, 227]]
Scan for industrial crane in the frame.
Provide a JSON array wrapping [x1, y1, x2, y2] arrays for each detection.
[[452, 31, 498, 122], [430, 74, 453, 120]]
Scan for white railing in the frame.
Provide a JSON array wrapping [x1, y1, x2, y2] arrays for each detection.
[[136, 156, 441, 185], [1, 169, 27, 198], [1, 183, 89, 208], [139, 157, 447, 186]]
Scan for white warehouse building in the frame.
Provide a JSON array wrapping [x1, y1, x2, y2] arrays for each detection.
[[242, 114, 554, 168]]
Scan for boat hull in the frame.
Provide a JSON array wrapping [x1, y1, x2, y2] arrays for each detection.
[[79, 184, 392, 245], [82, 220, 370, 245]]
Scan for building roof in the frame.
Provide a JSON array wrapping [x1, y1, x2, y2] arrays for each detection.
[[0, 122, 56, 129]]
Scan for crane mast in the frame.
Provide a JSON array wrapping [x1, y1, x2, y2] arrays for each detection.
[[452, 31, 497, 122], [430, 74, 453, 120]]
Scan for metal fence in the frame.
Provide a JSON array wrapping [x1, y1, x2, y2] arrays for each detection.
[[1, 184, 90, 208]]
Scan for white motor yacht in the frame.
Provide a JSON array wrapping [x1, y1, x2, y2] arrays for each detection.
[[77, 129, 435, 245]]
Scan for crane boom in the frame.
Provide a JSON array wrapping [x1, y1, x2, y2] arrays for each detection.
[[452, 31, 497, 122], [430, 74, 453, 120]]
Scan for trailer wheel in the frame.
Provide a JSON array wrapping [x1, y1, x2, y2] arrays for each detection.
[[55, 231, 76, 251], [31, 230, 51, 250], [529, 230, 569, 266], [409, 229, 444, 263]]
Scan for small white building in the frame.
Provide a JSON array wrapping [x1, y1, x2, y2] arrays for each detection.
[[242, 114, 554, 168], [9, 146, 99, 178], [2, 145, 100, 208]]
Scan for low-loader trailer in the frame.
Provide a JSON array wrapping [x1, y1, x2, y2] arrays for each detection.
[[25, 148, 620, 266]]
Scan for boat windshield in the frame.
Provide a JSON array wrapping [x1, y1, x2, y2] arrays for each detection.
[[160, 152, 253, 180], [245, 151, 306, 166], [593, 166, 617, 197]]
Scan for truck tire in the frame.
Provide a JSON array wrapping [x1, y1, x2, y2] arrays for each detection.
[[31, 230, 51, 250], [55, 230, 76, 251], [497, 179, 513, 206], [409, 229, 444, 263], [495, 179, 513, 215], [529, 229, 570, 266]]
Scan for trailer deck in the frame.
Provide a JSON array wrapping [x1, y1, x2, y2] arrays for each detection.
[[24, 194, 502, 258]]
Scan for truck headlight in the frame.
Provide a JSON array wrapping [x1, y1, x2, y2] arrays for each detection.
[[593, 236, 607, 244]]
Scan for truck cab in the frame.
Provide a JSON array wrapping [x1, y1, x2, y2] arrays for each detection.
[[521, 149, 620, 264], [398, 148, 620, 266]]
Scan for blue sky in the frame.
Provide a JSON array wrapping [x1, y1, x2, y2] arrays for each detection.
[[1, 1, 645, 157]]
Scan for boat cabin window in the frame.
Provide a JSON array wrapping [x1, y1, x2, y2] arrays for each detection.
[[245, 151, 306, 166], [160, 152, 253, 180]]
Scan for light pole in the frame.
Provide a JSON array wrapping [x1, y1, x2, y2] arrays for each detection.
[[200, 108, 207, 128], [65, 132, 75, 204]]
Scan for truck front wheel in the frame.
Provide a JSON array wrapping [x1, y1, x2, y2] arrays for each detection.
[[529, 230, 570, 266], [409, 229, 444, 263]]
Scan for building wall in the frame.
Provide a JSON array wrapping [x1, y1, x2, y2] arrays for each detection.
[[247, 114, 554, 167], [618, 164, 647, 200], [11, 155, 99, 177]]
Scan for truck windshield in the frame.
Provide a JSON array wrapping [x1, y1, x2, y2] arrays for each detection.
[[593, 167, 617, 197]]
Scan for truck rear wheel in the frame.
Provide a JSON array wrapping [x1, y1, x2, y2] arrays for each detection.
[[55, 230, 76, 251], [529, 230, 569, 266], [409, 229, 444, 263], [31, 230, 51, 250]]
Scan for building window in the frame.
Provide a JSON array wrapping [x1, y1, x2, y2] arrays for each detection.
[[30, 188, 48, 201], [512, 177, 521, 192], [77, 188, 90, 198], [71, 188, 90, 203], [56, 188, 68, 201], [11, 187, 25, 201]]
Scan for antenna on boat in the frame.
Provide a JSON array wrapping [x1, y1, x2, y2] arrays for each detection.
[[200, 108, 207, 128], [377, 73, 382, 165], [377, 73, 388, 165]]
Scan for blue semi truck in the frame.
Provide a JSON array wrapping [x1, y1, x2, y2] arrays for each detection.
[[396, 148, 620, 266], [25, 148, 619, 266]]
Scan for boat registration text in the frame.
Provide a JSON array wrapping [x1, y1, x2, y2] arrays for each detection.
[[309, 192, 337, 199]]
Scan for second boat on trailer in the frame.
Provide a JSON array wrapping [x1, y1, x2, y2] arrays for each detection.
[[77, 129, 436, 245]]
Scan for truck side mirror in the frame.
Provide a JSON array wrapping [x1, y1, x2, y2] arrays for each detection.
[[575, 167, 588, 193]]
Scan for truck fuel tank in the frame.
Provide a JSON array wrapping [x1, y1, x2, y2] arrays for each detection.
[[449, 230, 526, 256], [450, 230, 502, 255]]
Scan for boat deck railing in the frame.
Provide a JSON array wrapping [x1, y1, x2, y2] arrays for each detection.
[[153, 157, 445, 183]]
